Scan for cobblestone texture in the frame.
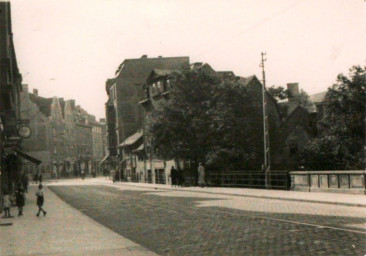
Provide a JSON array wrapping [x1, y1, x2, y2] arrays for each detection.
[[50, 185, 366, 256]]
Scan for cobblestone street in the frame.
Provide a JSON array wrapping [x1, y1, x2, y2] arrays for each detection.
[[49, 183, 366, 256]]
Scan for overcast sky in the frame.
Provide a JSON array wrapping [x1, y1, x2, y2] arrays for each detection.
[[10, 0, 366, 119]]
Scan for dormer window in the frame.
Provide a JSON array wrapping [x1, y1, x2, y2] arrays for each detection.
[[165, 79, 171, 91]]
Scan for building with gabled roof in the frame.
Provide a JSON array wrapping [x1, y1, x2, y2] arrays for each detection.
[[0, 1, 25, 194], [105, 55, 189, 175], [20, 85, 107, 178], [272, 106, 318, 170], [106, 55, 189, 148]]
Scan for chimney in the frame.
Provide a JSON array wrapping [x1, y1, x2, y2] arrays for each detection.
[[33, 89, 38, 96], [22, 84, 29, 93], [141, 55, 148, 59], [287, 83, 299, 101]]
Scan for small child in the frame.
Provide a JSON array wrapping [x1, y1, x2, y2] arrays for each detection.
[[36, 184, 47, 217], [2, 191, 13, 218]]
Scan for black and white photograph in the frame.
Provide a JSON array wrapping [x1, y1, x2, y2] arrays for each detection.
[[0, 0, 365, 255]]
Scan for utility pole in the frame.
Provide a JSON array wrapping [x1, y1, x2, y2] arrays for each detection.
[[260, 52, 271, 189]]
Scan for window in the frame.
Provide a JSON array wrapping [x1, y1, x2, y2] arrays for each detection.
[[152, 83, 158, 96], [144, 87, 150, 98], [165, 79, 171, 91]]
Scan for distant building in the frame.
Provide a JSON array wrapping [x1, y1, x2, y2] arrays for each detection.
[[20, 86, 106, 177], [20, 86, 52, 176], [272, 83, 319, 169], [309, 91, 327, 122]]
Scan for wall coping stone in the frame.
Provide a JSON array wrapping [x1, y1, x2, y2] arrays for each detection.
[[290, 170, 366, 175]]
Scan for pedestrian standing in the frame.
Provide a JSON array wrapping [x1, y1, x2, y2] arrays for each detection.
[[170, 166, 178, 188], [36, 184, 47, 217], [2, 190, 13, 218], [197, 162, 205, 188], [15, 188, 25, 216]]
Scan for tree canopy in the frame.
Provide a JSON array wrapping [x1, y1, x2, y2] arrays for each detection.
[[147, 66, 266, 171], [301, 66, 366, 170], [268, 86, 288, 100]]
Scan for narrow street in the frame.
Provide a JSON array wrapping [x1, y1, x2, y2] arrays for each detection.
[[48, 181, 366, 256]]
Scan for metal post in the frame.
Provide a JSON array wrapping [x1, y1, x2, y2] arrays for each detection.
[[260, 52, 271, 189]]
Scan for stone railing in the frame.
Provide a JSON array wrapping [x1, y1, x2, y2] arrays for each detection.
[[289, 170, 366, 194]]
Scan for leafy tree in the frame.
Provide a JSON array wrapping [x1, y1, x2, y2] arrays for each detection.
[[268, 86, 288, 100], [298, 89, 315, 112], [148, 65, 220, 167], [148, 66, 267, 171], [301, 66, 366, 170]]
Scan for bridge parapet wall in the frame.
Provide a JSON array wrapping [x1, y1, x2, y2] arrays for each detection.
[[290, 170, 366, 194]]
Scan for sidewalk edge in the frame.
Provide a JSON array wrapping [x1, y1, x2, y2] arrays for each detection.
[[112, 182, 366, 208]]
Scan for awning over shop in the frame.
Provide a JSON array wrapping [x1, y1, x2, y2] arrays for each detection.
[[118, 130, 143, 148], [132, 143, 144, 152], [99, 154, 110, 165], [14, 149, 42, 165]]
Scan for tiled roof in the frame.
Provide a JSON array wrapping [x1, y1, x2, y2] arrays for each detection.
[[152, 69, 173, 76], [118, 130, 143, 147], [133, 143, 144, 152], [238, 75, 257, 86], [309, 91, 327, 103], [146, 69, 175, 83], [117, 56, 189, 83], [29, 93, 53, 117]]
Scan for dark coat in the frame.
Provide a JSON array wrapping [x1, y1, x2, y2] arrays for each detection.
[[171, 168, 178, 185], [36, 190, 44, 206], [15, 191, 25, 207]]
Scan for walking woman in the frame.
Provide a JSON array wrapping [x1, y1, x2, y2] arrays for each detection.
[[36, 184, 47, 217]]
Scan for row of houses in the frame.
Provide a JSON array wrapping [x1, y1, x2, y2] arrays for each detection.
[[20, 85, 108, 178], [0, 2, 30, 195], [103, 55, 326, 185], [1, 2, 108, 200]]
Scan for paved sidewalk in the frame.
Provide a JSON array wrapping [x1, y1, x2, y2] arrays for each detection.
[[90, 177, 366, 208], [0, 185, 158, 256]]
